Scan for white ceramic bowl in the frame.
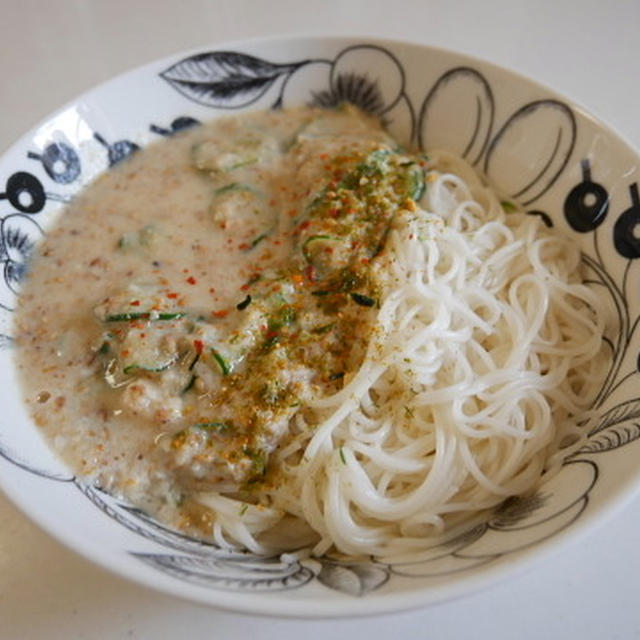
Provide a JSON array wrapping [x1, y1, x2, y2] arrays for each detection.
[[1, 36, 640, 617]]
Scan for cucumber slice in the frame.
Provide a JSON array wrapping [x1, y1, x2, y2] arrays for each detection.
[[191, 134, 279, 172], [210, 349, 231, 376], [117, 224, 160, 252], [118, 327, 179, 374], [404, 162, 425, 201], [214, 182, 262, 197], [105, 311, 185, 322]]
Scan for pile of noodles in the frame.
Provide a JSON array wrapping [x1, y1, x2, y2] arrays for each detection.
[[198, 151, 610, 560]]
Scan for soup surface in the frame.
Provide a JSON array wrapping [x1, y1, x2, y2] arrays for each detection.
[[14, 105, 608, 557], [15, 106, 408, 536]]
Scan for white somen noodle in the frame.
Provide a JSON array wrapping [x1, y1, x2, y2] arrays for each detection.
[[198, 150, 610, 559]]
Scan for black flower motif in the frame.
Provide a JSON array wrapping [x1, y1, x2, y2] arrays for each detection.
[[564, 159, 609, 232], [310, 72, 386, 115], [150, 116, 201, 137], [2, 41, 640, 602], [93, 132, 140, 167], [0, 171, 46, 214], [28, 142, 81, 185], [0, 214, 44, 299], [613, 183, 640, 259]]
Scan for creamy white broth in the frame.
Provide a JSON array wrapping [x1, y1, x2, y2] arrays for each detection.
[[14, 105, 610, 557], [14, 105, 399, 535]]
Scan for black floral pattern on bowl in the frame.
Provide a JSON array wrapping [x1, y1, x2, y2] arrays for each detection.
[[0, 42, 638, 598]]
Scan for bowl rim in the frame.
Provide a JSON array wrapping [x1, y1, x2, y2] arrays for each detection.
[[2, 33, 640, 617]]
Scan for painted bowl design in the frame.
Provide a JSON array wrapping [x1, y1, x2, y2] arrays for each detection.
[[1, 37, 639, 617]]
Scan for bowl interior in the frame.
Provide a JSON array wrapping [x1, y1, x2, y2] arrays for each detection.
[[1, 36, 640, 616]]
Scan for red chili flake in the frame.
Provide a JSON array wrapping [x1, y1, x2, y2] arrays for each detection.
[[209, 288, 216, 294], [186, 276, 197, 285], [130, 300, 141, 306], [329, 208, 339, 218], [193, 339, 204, 354], [121, 349, 131, 358], [298, 220, 310, 231], [167, 292, 179, 299], [212, 310, 229, 318], [238, 242, 250, 251], [360, 257, 370, 265], [305, 264, 316, 281], [183, 268, 189, 274], [240, 283, 250, 291], [89, 257, 101, 267]]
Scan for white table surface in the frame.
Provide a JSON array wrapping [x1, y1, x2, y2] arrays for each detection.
[[2, 1, 640, 637]]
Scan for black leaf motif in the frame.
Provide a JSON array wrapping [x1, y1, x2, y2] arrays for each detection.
[[119, 502, 253, 558], [0, 442, 74, 481], [77, 483, 242, 556], [490, 493, 548, 528], [160, 52, 307, 109], [317, 562, 389, 596], [578, 423, 640, 454], [133, 552, 314, 592], [589, 398, 640, 436]]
